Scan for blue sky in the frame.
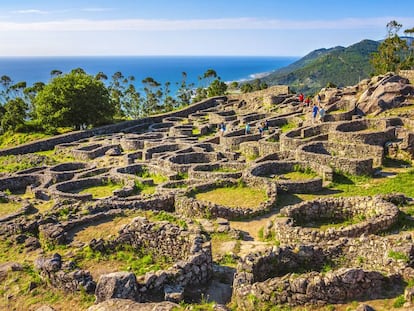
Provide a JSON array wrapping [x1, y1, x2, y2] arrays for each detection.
[[0, 0, 413, 57]]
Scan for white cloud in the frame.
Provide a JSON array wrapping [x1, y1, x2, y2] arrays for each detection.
[[81, 8, 113, 12], [1, 16, 413, 32], [12, 9, 48, 15]]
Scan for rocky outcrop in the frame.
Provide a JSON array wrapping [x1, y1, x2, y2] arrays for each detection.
[[357, 73, 414, 115], [95, 272, 139, 303], [88, 299, 179, 311]]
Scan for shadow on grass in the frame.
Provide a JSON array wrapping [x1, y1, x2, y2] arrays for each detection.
[[332, 172, 355, 185], [382, 157, 412, 168]]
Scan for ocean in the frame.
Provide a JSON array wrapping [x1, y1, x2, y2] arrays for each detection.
[[0, 56, 298, 94]]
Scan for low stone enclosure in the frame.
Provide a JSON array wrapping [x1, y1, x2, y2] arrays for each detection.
[[175, 177, 277, 220], [1, 78, 414, 310], [35, 215, 212, 303], [273, 196, 400, 244], [232, 195, 414, 308], [246, 160, 324, 193]]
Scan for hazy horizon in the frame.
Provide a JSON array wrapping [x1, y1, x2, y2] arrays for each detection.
[[0, 0, 413, 57]]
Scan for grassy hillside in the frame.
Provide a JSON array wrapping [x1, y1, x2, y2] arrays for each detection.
[[262, 39, 380, 95]]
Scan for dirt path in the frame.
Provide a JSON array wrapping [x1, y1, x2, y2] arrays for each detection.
[[229, 208, 280, 241]]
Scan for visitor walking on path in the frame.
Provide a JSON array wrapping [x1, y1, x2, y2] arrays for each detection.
[[245, 123, 251, 135], [219, 123, 226, 136], [319, 106, 326, 122], [312, 103, 319, 124], [298, 93, 304, 103], [305, 96, 311, 107]]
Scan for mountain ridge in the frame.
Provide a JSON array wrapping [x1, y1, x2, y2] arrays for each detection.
[[261, 39, 381, 95]]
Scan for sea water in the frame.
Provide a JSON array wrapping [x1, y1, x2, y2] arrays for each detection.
[[0, 56, 298, 94]]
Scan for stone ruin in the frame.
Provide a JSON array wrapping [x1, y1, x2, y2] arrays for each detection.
[[0, 73, 414, 310]]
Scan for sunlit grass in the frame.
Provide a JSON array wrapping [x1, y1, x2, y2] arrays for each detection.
[[194, 184, 268, 208], [75, 182, 123, 198], [0, 132, 51, 149], [0, 201, 22, 217], [275, 170, 318, 180]]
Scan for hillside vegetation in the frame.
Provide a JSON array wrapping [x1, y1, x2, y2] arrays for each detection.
[[262, 39, 380, 95]]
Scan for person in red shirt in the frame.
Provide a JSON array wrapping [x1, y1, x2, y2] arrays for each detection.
[[298, 93, 304, 103]]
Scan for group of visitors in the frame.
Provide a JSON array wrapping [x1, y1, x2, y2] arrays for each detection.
[[244, 120, 269, 136], [312, 102, 326, 123], [219, 122, 226, 136], [299, 92, 326, 123]]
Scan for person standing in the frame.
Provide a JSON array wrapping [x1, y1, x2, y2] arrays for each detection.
[[319, 106, 326, 122], [299, 93, 304, 103], [312, 103, 319, 124], [245, 123, 251, 135]]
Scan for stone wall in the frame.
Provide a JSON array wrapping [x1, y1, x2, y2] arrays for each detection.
[[246, 160, 323, 194], [232, 236, 411, 309], [0, 97, 225, 156], [221, 129, 262, 151], [94, 217, 213, 302], [175, 178, 277, 220], [234, 266, 393, 308], [272, 196, 399, 244], [296, 142, 375, 175], [188, 162, 245, 180], [399, 70, 414, 82]]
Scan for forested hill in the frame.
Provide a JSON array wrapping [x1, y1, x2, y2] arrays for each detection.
[[262, 39, 380, 95]]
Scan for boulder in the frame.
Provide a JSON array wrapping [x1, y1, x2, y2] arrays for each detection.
[[87, 299, 178, 311], [356, 304, 376, 311], [34, 253, 62, 273], [95, 272, 139, 303], [0, 262, 23, 282], [357, 73, 414, 115]]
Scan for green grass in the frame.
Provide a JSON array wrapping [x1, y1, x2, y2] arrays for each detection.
[[136, 168, 168, 184], [77, 245, 171, 276], [275, 168, 414, 211], [211, 166, 239, 173], [133, 180, 156, 195], [76, 181, 123, 198], [0, 132, 52, 148], [35, 149, 75, 163], [280, 122, 298, 133], [0, 201, 22, 217], [275, 170, 318, 180], [304, 214, 367, 230], [0, 154, 53, 173], [388, 250, 409, 262], [0, 149, 76, 173], [194, 183, 268, 208], [326, 170, 414, 198], [393, 294, 406, 308]]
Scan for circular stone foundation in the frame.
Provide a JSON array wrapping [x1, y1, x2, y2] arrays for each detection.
[[188, 162, 245, 180], [175, 178, 277, 220], [273, 196, 399, 244], [248, 160, 323, 193]]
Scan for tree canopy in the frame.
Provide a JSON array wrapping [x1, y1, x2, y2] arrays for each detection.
[[34, 70, 114, 130], [370, 20, 414, 75]]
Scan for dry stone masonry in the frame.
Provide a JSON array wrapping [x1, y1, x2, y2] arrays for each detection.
[[1, 74, 414, 310]]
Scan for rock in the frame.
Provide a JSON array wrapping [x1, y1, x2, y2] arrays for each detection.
[[15, 234, 28, 244], [105, 147, 122, 156], [404, 286, 414, 307], [95, 272, 139, 303], [25, 236, 41, 251], [34, 253, 62, 273], [87, 299, 179, 311], [356, 304, 376, 311], [357, 74, 414, 115], [164, 284, 184, 303], [35, 306, 56, 311], [0, 262, 23, 281]]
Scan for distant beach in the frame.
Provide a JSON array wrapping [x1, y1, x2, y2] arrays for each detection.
[[0, 56, 297, 93]]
